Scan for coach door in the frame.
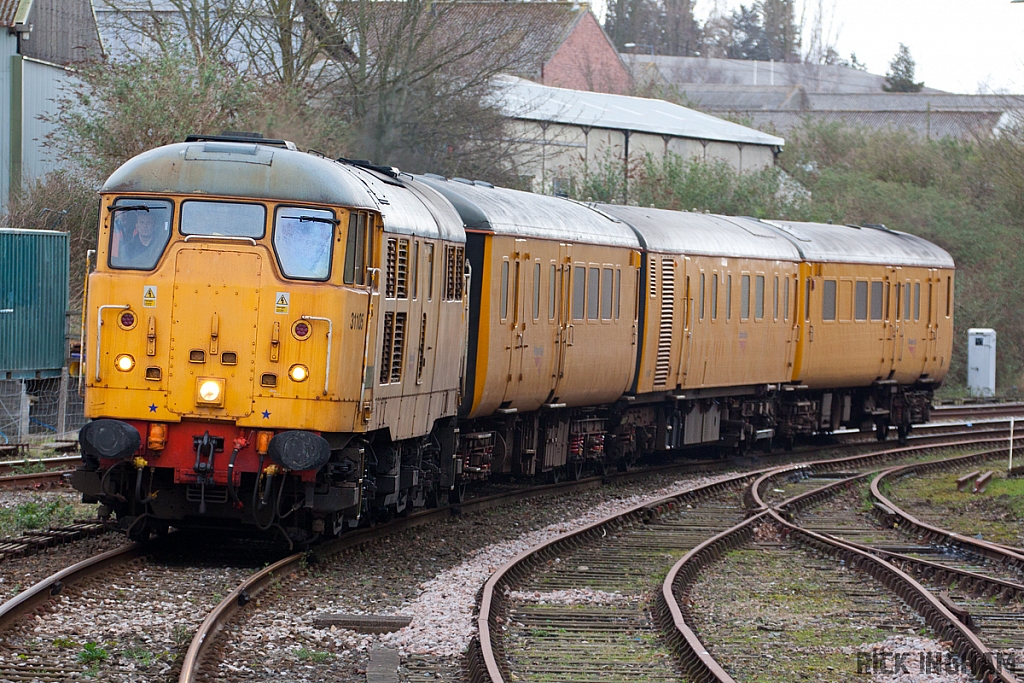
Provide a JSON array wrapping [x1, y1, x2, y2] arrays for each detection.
[[925, 268, 940, 372], [501, 240, 527, 405], [551, 243, 573, 402], [880, 270, 898, 379]]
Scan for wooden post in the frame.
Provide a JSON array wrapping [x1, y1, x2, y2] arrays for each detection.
[[18, 381, 29, 441], [57, 369, 68, 437], [1010, 417, 1015, 472]]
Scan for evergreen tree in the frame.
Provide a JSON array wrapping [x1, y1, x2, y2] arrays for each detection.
[[725, 5, 768, 60], [723, 1, 799, 62], [660, 0, 702, 57], [760, 0, 800, 62], [883, 44, 924, 92], [605, 0, 660, 53]]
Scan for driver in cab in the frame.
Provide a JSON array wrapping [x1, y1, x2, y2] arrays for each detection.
[[112, 208, 170, 269]]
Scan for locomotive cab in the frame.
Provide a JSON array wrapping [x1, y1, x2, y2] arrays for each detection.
[[74, 135, 467, 541]]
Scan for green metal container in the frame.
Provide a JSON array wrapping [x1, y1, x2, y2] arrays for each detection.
[[0, 229, 68, 378]]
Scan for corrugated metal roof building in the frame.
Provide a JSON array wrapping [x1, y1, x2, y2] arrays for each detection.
[[0, 0, 102, 211], [627, 54, 1021, 140], [491, 76, 784, 197]]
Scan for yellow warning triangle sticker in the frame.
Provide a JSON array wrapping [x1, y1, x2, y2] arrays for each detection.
[[277, 295, 288, 305]]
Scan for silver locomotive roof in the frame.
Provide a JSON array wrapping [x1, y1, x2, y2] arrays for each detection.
[[101, 141, 465, 242], [596, 205, 801, 261], [417, 176, 641, 249], [761, 221, 955, 268]]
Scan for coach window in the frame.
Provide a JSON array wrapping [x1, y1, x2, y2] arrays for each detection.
[[822, 279, 837, 321], [601, 268, 614, 320], [754, 275, 765, 320], [927, 282, 933, 324], [946, 277, 951, 317], [699, 273, 706, 320], [726, 275, 733, 320], [533, 263, 541, 321], [588, 267, 601, 320], [711, 274, 719, 321], [783, 276, 790, 320], [740, 274, 750, 320], [870, 281, 884, 321], [773, 276, 779, 320], [274, 206, 337, 281], [914, 282, 921, 321], [904, 280, 911, 320], [854, 280, 868, 321], [108, 199, 173, 270], [615, 269, 622, 320], [425, 243, 435, 300], [573, 266, 586, 320], [548, 265, 557, 320], [500, 260, 509, 320], [804, 278, 811, 322]]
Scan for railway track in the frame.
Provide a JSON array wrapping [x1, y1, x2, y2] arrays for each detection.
[[664, 448, 1024, 682], [0, 408, 1019, 681], [470, 434, 1024, 683]]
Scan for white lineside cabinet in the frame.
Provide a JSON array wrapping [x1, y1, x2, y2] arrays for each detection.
[[967, 328, 996, 397]]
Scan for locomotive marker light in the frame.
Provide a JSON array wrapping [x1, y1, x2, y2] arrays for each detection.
[[195, 378, 226, 406], [288, 364, 309, 382], [147, 423, 168, 451], [115, 354, 135, 372]]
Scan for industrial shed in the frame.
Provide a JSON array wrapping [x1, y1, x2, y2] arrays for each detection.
[[0, 0, 102, 210], [491, 76, 784, 197]]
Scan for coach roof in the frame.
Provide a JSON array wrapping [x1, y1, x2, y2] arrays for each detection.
[[101, 141, 465, 242], [761, 220, 955, 268], [417, 176, 641, 248], [597, 205, 801, 261]]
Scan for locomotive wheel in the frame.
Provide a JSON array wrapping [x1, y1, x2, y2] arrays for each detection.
[[568, 460, 585, 481], [897, 423, 910, 445], [876, 421, 889, 442], [548, 468, 562, 484], [449, 480, 467, 505]]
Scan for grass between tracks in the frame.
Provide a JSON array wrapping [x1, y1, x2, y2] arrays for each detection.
[[0, 494, 93, 537], [686, 535, 930, 682], [889, 467, 1024, 546]]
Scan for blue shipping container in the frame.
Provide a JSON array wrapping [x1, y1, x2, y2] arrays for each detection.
[[0, 228, 68, 378]]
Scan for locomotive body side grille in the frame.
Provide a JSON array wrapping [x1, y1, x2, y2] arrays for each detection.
[[654, 258, 674, 386]]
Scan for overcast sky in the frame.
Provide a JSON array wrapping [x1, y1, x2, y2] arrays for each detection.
[[597, 0, 1024, 94]]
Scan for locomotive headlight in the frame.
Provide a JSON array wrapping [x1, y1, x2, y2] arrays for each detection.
[[288, 364, 309, 382], [115, 354, 135, 372], [196, 378, 226, 406]]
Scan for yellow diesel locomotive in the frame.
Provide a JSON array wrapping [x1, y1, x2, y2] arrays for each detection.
[[73, 134, 954, 541]]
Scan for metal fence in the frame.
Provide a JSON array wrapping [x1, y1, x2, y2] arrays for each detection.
[[0, 369, 86, 444]]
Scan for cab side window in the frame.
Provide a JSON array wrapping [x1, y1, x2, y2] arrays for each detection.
[[344, 212, 372, 285], [274, 206, 337, 281], [108, 199, 173, 271]]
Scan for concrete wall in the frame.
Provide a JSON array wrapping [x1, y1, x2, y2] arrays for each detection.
[[509, 119, 778, 196]]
